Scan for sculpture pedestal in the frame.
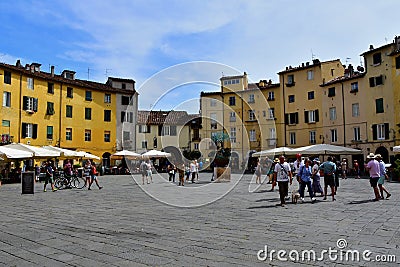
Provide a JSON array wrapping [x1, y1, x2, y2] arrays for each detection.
[[214, 167, 231, 183]]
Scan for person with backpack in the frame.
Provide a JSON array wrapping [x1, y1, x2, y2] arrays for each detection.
[[273, 155, 292, 207], [298, 158, 316, 203], [319, 156, 336, 201]]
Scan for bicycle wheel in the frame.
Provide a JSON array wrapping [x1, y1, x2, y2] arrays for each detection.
[[54, 178, 65, 189], [72, 176, 86, 189]]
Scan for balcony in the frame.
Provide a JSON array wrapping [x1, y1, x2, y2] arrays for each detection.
[[192, 134, 201, 142], [286, 81, 295, 87], [266, 138, 277, 147]]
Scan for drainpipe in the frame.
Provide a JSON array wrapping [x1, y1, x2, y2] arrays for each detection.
[[18, 73, 22, 143], [341, 82, 346, 146], [59, 83, 63, 147], [282, 76, 287, 146]]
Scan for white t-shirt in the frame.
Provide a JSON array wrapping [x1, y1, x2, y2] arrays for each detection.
[[274, 162, 291, 182], [293, 159, 304, 175]]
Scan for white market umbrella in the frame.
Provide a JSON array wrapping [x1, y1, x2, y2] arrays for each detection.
[[42, 145, 80, 158], [111, 150, 141, 160], [141, 149, 171, 158], [76, 151, 100, 160], [253, 147, 294, 157], [393, 145, 400, 153], [288, 144, 362, 155], [4, 143, 60, 158], [0, 146, 33, 159]]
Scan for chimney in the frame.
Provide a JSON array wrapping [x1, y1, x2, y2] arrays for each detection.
[[369, 45, 374, 50], [302, 63, 305, 67], [51, 66, 55, 77], [348, 64, 354, 77], [306, 62, 309, 66], [15, 60, 21, 67]]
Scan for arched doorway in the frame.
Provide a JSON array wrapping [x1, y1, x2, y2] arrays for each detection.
[[230, 151, 240, 172], [375, 146, 389, 163], [102, 152, 111, 168]]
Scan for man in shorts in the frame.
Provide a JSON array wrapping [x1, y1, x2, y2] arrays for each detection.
[[365, 153, 381, 201], [140, 160, 148, 185], [273, 155, 292, 207], [43, 161, 57, 192], [319, 156, 336, 201]]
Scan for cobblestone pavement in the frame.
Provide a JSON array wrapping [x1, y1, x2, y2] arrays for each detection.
[[0, 173, 399, 267]]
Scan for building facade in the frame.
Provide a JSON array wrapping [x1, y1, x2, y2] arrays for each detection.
[[0, 60, 137, 165]]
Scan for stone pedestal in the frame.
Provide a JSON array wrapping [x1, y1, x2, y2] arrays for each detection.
[[214, 167, 231, 183]]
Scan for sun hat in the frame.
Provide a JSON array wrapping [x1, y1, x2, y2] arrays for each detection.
[[367, 152, 375, 159], [375, 154, 382, 159], [313, 158, 320, 163], [274, 158, 279, 163]]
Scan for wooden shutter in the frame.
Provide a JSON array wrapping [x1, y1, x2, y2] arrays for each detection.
[[21, 123, 27, 138], [385, 123, 390, 140], [32, 124, 38, 139], [284, 114, 289, 125], [369, 77, 375, 87], [121, 111, 125, 123], [372, 124, 377, 140], [295, 112, 299, 124], [23, 96, 28, 110], [33, 98, 38, 112], [158, 125, 163, 136], [315, 109, 319, 122], [304, 111, 309, 123]]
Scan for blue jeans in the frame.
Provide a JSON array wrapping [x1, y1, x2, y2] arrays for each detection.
[[299, 180, 314, 199]]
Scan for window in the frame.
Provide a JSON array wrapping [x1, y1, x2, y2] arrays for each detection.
[[352, 103, 359, 117], [230, 127, 236, 143], [396, 56, 400, 69], [66, 128, 72, 140], [3, 92, 11, 107], [46, 102, 55, 115], [138, 125, 151, 133], [122, 83, 126, 89], [4, 71, 11, 84], [160, 125, 176, 136], [249, 129, 256, 142], [304, 110, 319, 123], [229, 112, 236, 122], [67, 87, 73, 98], [104, 110, 111, 122], [27, 77, 34, 90], [22, 96, 38, 112], [372, 52, 382, 65], [210, 98, 217, 107], [229, 96, 235, 106], [47, 126, 53, 140], [2, 120, 10, 127], [270, 128, 276, 139], [121, 111, 133, 123], [331, 129, 337, 142], [66, 105, 73, 118], [331, 69, 335, 76], [308, 91, 314, 100], [104, 94, 111, 103], [351, 82, 358, 92], [307, 70, 314, 80], [123, 131, 130, 141], [268, 108, 274, 119], [353, 127, 360, 141], [21, 123, 37, 139], [288, 95, 295, 103], [85, 130, 91, 141], [48, 83, 54, 94], [309, 131, 316, 144], [85, 108, 92, 120], [329, 107, 337, 121], [285, 112, 299, 125], [268, 91, 274, 101], [248, 94, 255, 103], [328, 87, 335, 97], [104, 131, 111, 142], [375, 98, 384, 113], [142, 140, 148, 149], [372, 123, 389, 140], [121, 96, 131, 105], [170, 125, 177, 136], [223, 79, 240, 85], [369, 75, 384, 87], [194, 143, 199, 150], [287, 74, 295, 85], [85, 91, 92, 101], [263, 110, 266, 117], [210, 113, 217, 129], [289, 132, 296, 145], [249, 110, 256, 121]]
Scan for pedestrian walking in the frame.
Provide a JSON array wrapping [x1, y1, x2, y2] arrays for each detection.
[[353, 160, 360, 179], [332, 157, 340, 194], [365, 153, 381, 201], [312, 158, 324, 196], [35, 164, 40, 182], [298, 158, 316, 203], [269, 158, 279, 192], [341, 158, 348, 179], [319, 156, 336, 201], [140, 160, 148, 185], [375, 154, 392, 199], [273, 155, 292, 207], [146, 160, 153, 183], [88, 160, 102, 190], [43, 161, 57, 192], [195, 160, 200, 181], [167, 164, 176, 183], [84, 160, 92, 188], [190, 160, 197, 183], [178, 163, 185, 186], [293, 154, 304, 189]]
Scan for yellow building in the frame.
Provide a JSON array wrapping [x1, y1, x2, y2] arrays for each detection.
[[278, 59, 345, 147], [0, 60, 137, 165], [391, 36, 400, 151]]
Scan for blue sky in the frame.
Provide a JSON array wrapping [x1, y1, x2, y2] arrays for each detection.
[[1, 0, 399, 113]]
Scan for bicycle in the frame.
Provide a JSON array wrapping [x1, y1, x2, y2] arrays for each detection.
[[54, 170, 86, 189]]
